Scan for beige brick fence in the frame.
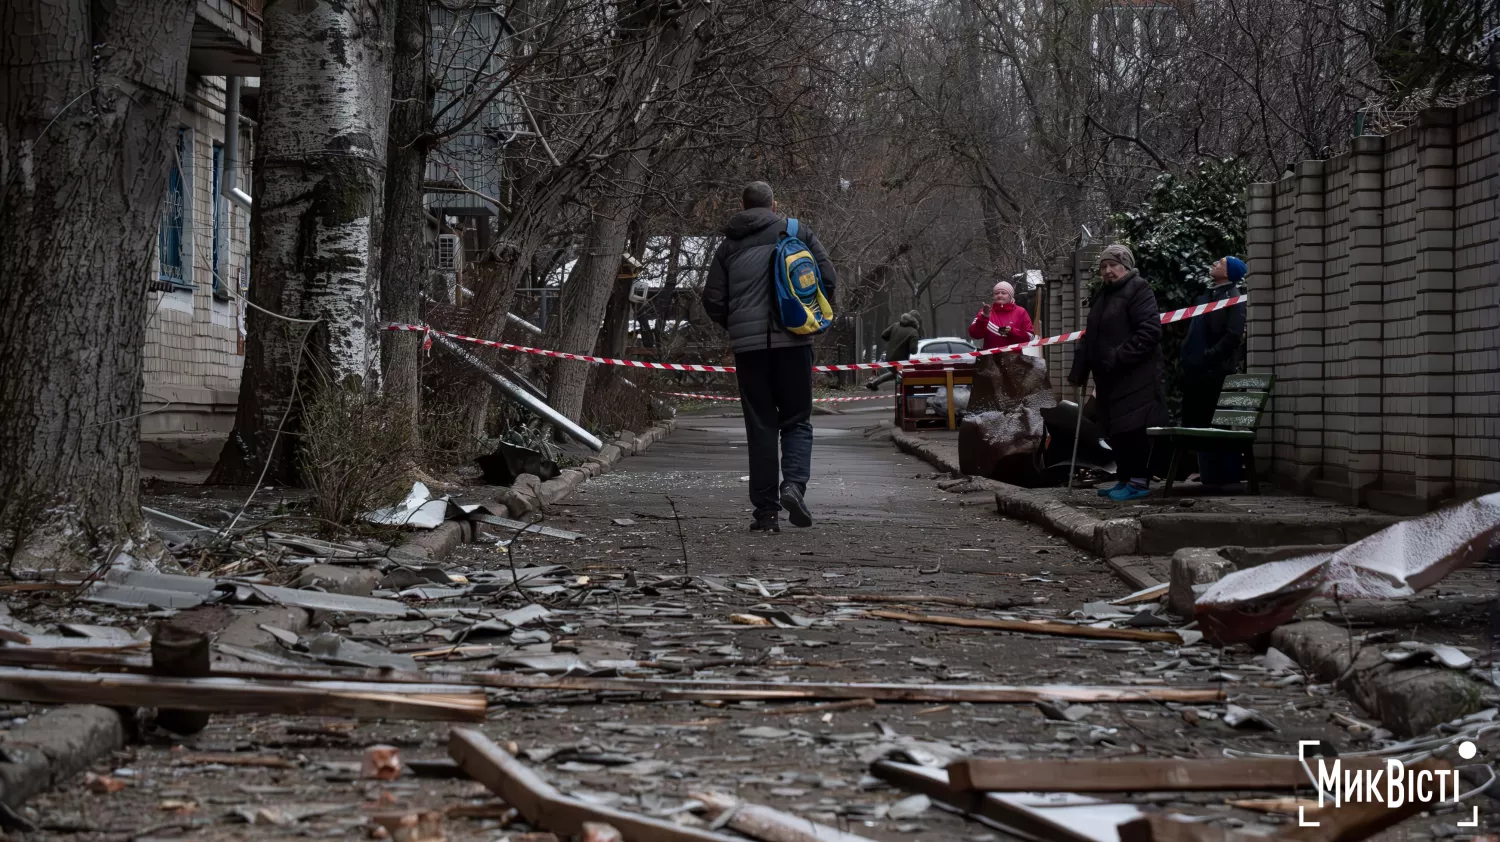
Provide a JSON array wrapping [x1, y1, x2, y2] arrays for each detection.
[[1039, 95, 1497, 513], [1246, 96, 1498, 513]]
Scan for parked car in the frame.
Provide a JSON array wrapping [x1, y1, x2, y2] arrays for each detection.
[[910, 337, 976, 359]]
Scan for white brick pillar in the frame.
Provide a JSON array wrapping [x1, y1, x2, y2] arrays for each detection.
[[1344, 135, 1387, 501], [1245, 183, 1276, 474], [1411, 108, 1457, 504], [1289, 161, 1327, 489]]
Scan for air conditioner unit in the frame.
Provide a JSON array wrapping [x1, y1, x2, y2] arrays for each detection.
[[436, 234, 461, 270]]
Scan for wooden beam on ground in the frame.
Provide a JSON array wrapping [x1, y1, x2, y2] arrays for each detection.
[[469, 674, 1225, 704], [448, 728, 740, 842], [865, 610, 1184, 643], [0, 667, 486, 721], [691, 791, 875, 842], [0, 650, 1225, 704], [1116, 758, 1451, 842], [873, 761, 1144, 842], [948, 757, 1392, 793]]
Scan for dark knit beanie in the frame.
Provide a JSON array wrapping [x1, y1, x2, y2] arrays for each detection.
[[1098, 244, 1135, 271], [1224, 256, 1247, 282]]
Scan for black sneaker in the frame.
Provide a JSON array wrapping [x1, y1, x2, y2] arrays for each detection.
[[750, 512, 780, 532], [779, 482, 812, 528]]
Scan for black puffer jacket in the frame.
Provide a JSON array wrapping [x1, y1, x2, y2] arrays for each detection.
[[1068, 272, 1168, 436], [702, 208, 837, 354]]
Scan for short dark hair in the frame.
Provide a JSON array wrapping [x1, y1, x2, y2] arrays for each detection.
[[742, 181, 774, 209]]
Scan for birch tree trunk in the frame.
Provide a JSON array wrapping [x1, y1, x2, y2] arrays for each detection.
[[0, 0, 195, 571], [212, 0, 394, 484]]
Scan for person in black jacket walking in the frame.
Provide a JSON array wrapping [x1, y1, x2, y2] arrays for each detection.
[[1180, 256, 1248, 487], [865, 311, 921, 390], [702, 182, 838, 532], [1068, 244, 1168, 501]]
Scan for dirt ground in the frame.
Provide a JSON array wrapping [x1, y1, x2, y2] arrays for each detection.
[[5, 404, 1497, 841]]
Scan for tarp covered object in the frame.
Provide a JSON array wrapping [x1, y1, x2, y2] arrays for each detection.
[[1195, 492, 1500, 643]]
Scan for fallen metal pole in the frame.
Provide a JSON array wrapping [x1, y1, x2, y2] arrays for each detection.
[[506, 311, 543, 336], [434, 334, 603, 452]]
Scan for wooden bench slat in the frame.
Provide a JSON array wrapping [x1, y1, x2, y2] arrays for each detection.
[[1148, 427, 1255, 439], [1223, 373, 1274, 391], [1216, 391, 1267, 410], [1210, 409, 1259, 428]]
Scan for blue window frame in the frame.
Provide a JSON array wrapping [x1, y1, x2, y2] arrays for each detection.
[[157, 128, 191, 291]]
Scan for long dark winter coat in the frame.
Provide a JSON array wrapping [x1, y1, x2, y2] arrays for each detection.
[[701, 207, 838, 354], [1068, 271, 1169, 436], [881, 313, 920, 361]]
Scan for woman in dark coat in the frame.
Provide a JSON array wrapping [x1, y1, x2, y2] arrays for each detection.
[[1068, 244, 1168, 501]]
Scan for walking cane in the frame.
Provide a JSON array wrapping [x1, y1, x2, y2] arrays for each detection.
[[1067, 380, 1086, 493]]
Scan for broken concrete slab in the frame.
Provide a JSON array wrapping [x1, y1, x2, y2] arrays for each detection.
[[293, 565, 383, 597], [0, 705, 126, 811], [1168, 549, 1235, 617], [1270, 620, 1486, 737]]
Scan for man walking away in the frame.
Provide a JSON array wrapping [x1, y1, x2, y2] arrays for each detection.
[[1068, 244, 1168, 501], [1180, 256, 1248, 488], [865, 311, 921, 390], [702, 181, 838, 532]]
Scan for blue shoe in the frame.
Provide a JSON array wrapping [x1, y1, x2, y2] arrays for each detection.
[[1098, 482, 1126, 498], [1108, 484, 1151, 502]]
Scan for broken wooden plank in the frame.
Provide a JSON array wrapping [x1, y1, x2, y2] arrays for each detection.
[[0, 651, 1224, 705], [755, 699, 877, 717], [0, 667, 486, 721], [1110, 584, 1170, 606], [448, 728, 740, 842], [948, 757, 1392, 793], [788, 594, 1045, 610], [692, 791, 875, 841], [470, 674, 1224, 703], [467, 513, 582, 541], [866, 610, 1184, 643], [873, 761, 1144, 842]]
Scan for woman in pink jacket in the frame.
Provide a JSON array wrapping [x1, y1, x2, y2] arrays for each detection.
[[968, 281, 1035, 351]]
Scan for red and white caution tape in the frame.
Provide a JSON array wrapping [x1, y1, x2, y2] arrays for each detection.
[[383, 295, 1247, 375], [658, 391, 891, 403]]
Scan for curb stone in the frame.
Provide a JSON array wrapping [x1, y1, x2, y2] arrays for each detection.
[[393, 419, 676, 562], [1270, 620, 1489, 738], [0, 705, 126, 812], [889, 429, 961, 475]]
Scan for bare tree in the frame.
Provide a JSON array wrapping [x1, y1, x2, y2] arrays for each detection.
[[212, 0, 396, 484], [0, 0, 196, 570]]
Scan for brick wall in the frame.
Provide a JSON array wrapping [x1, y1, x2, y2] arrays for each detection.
[[140, 74, 248, 436], [1245, 94, 1499, 512]]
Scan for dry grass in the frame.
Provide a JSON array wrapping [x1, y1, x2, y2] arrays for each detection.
[[298, 382, 417, 526]]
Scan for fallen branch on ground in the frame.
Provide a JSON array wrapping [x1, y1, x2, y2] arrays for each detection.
[[865, 610, 1184, 643]]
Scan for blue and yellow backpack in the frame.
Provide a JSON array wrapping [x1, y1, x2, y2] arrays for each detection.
[[770, 219, 833, 335]]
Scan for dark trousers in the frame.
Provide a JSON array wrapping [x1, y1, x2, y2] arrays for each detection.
[[1111, 428, 1152, 485], [1181, 370, 1241, 484], [735, 346, 814, 515]]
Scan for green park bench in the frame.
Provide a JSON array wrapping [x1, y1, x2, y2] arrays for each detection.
[[1146, 373, 1275, 496]]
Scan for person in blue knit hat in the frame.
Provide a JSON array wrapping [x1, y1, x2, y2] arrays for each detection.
[[1180, 256, 1249, 489]]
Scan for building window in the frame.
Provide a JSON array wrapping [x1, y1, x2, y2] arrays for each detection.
[[156, 128, 191, 291], [212, 142, 229, 300]]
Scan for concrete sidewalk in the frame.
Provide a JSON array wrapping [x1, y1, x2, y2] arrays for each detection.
[[889, 427, 1403, 561]]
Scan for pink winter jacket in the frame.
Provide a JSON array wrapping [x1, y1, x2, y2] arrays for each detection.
[[968, 302, 1035, 351]]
